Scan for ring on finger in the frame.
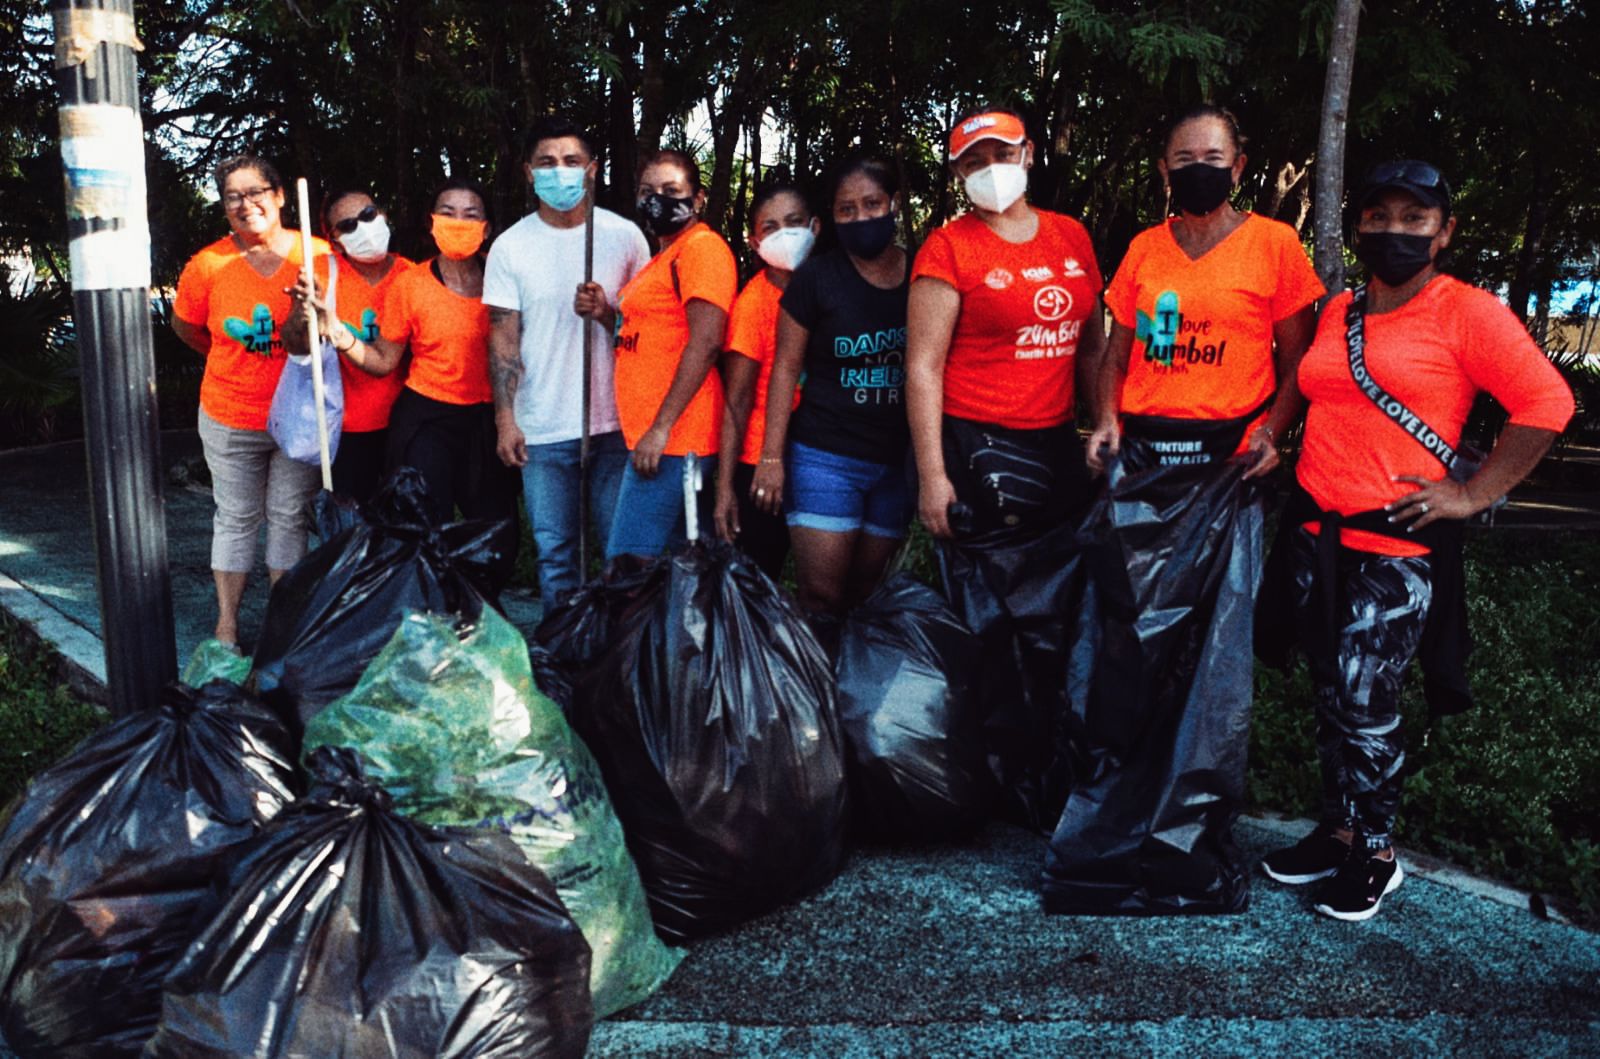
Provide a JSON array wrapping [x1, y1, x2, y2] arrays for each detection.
[[755, 488, 766, 497], [1420, 501, 1430, 513]]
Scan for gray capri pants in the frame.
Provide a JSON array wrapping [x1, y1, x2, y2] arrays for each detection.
[[197, 407, 320, 572]]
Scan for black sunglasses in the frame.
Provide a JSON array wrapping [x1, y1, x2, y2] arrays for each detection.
[[331, 204, 381, 235], [1368, 160, 1450, 194]]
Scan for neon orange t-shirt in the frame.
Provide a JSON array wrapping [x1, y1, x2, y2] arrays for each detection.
[[312, 252, 414, 431], [614, 223, 736, 455], [379, 259, 492, 406], [725, 270, 799, 466], [912, 209, 1103, 429], [1297, 277, 1574, 556], [1106, 213, 1323, 420], [175, 232, 331, 431]]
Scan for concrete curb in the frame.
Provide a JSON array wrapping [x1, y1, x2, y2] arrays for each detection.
[[0, 569, 108, 705]]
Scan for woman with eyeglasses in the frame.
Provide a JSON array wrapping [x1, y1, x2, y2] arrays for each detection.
[[1043, 105, 1324, 916], [356, 177, 520, 577], [285, 189, 414, 502], [1255, 160, 1572, 921], [172, 154, 330, 647]]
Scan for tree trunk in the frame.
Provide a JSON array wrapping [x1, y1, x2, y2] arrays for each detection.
[[1313, 0, 1362, 296], [1508, 158, 1553, 323]]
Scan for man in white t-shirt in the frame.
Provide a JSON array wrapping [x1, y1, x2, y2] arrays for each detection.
[[486, 116, 651, 612]]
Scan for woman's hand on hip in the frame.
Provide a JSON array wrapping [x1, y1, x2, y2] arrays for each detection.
[[1386, 475, 1475, 530], [750, 460, 784, 516]]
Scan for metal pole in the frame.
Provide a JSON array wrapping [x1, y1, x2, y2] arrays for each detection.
[[51, 0, 176, 714], [578, 178, 595, 576]]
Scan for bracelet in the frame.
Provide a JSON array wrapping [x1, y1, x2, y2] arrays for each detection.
[[1258, 425, 1276, 442], [759, 456, 782, 465]]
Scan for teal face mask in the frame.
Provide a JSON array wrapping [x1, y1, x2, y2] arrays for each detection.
[[533, 166, 588, 212]]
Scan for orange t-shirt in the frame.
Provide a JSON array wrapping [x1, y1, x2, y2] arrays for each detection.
[[1106, 213, 1323, 420], [725, 270, 799, 466], [175, 232, 331, 431], [1297, 277, 1574, 556], [313, 252, 414, 431], [912, 210, 1104, 429], [379, 259, 492, 406], [614, 223, 737, 455]]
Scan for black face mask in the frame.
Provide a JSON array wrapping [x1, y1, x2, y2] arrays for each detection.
[[636, 191, 697, 237], [1167, 162, 1234, 216], [1355, 231, 1437, 287], [836, 212, 897, 259]]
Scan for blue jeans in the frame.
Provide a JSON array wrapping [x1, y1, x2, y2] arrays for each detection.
[[606, 453, 718, 559], [785, 440, 910, 539], [521, 431, 628, 611]]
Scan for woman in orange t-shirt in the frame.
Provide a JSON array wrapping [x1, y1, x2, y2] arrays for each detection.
[[286, 188, 413, 503], [908, 107, 1106, 542], [172, 154, 327, 646], [602, 149, 737, 559], [712, 180, 818, 579], [1255, 161, 1572, 922], [359, 179, 518, 567]]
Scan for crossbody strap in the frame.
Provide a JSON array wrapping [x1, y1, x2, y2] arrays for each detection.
[[1344, 284, 1455, 470]]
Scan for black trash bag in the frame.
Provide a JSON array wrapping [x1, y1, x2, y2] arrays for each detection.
[[0, 682, 296, 1058], [250, 467, 509, 735], [1043, 441, 1265, 915], [936, 519, 1087, 834], [528, 644, 575, 710], [835, 574, 989, 841], [531, 554, 656, 696], [551, 540, 849, 943], [145, 746, 594, 1059]]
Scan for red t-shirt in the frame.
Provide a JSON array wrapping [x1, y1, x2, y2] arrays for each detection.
[[912, 210, 1103, 429], [379, 260, 492, 406], [313, 252, 414, 431], [1297, 276, 1574, 555], [614, 223, 737, 455], [1106, 213, 1323, 421], [725, 270, 798, 466], [175, 232, 331, 431]]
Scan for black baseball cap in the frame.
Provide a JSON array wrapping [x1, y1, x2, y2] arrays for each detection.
[[1354, 160, 1452, 217]]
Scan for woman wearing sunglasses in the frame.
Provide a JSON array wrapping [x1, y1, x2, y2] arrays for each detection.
[[286, 189, 414, 502], [1256, 160, 1572, 920], [172, 154, 330, 647]]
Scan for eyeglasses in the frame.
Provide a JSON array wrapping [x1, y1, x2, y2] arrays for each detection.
[[222, 185, 276, 210], [331, 204, 380, 234]]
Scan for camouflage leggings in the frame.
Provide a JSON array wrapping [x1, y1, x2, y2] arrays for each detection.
[[1290, 528, 1433, 851]]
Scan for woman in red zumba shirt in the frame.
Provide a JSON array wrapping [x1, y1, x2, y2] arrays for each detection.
[[1258, 161, 1572, 921]]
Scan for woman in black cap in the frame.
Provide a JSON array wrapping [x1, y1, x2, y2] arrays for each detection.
[[1257, 160, 1573, 920]]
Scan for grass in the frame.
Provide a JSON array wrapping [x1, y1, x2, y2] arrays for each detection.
[[0, 612, 107, 806], [3, 526, 1597, 922]]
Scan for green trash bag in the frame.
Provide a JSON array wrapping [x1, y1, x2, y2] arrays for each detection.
[[302, 608, 682, 1017], [182, 639, 250, 687]]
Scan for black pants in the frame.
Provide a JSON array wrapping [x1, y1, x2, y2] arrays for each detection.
[[332, 427, 388, 504], [729, 461, 790, 582], [940, 415, 1090, 539], [386, 389, 521, 584], [1289, 526, 1432, 851]]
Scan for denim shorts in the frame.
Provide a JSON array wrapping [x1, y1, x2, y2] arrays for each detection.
[[785, 440, 910, 539]]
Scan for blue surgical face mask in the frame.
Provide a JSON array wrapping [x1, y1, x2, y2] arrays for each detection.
[[533, 166, 587, 212]]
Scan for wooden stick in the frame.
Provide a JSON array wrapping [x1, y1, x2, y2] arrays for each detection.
[[296, 177, 332, 491]]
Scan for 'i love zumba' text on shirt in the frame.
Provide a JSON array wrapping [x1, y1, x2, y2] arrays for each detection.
[[912, 209, 1104, 429]]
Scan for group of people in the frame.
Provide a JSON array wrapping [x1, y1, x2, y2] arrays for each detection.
[[173, 103, 1573, 923]]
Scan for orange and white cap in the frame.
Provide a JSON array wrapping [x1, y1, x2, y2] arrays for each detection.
[[949, 111, 1027, 160]]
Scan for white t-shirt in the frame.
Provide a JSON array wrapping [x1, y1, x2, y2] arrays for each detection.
[[482, 207, 651, 445]]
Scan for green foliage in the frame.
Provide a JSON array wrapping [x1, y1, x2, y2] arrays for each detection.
[[0, 266, 78, 448], [0, 613, 106, 807]]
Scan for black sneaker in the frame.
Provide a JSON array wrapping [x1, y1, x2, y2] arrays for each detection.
[[1312, 850, 1404, 922], [1260, 823, 1350, 885]]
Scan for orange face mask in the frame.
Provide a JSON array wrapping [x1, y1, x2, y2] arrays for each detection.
[[431, 214, 487, 259]]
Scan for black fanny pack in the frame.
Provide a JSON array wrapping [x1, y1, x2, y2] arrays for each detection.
[[1119, 396, 1272, 470], [942, 416, 1087, 532]]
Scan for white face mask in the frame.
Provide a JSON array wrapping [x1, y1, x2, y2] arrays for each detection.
[[338, 215, 391, 263], [755, 225, 816, 272], [963, 162, 1029, 213]]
